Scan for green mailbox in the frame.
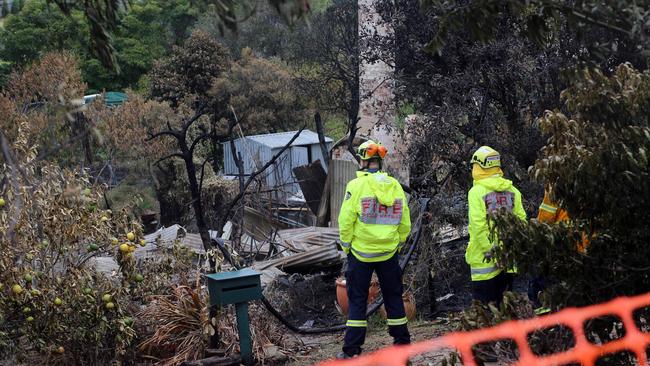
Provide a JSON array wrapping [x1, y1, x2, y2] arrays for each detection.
[[206, 268, 262, 365]]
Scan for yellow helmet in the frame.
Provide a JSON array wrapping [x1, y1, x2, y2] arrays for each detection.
[[357, 140, 388, 160], [471, 146, 501, 169]]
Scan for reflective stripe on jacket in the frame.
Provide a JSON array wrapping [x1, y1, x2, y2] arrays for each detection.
[[466, 176, 526, 281], [537, 192, 569, 223], [338, 171, 411, 263]]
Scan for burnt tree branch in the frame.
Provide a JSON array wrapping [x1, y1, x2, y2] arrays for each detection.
[[218, 126, 306, 233]]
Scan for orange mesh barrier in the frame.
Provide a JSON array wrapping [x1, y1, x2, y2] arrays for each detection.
[[319, 293, 650, 366]]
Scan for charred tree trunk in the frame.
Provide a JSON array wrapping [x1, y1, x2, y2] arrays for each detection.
[[347, 86, 360, 161], [314, 112, 330, 168]]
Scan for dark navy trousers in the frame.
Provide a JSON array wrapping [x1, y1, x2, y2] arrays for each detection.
[[343, 253, 411, 355]]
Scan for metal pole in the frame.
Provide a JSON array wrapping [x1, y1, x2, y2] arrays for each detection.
[[235, 302, 254, 365]]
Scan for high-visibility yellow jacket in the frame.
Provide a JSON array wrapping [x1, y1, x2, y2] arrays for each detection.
[[537, 191, 589, 252], [466, 176, 526, 281], [338, 171, 411, 262]]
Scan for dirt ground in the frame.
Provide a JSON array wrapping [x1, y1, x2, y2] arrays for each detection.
[[285, 318, 456, 366], [261, 262, 517, 365]]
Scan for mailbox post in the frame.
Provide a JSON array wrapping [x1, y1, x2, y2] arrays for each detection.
[[205, 268, 262, 366]]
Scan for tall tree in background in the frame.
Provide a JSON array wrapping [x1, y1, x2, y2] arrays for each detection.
[[148, 30, 230, 109], [211, 48, 309, 134], [44, 0, 309, 71], [295, 0, 359, 142]]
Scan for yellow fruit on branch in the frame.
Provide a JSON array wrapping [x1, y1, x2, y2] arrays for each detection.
[[54, 298, 63, 306], [140, 239, 146, 247], [105, 302, 115, 310], [119, 244, 129, 253], [12, 284, 23, 295], [22, 307, 31, 314], [0, 198, 5, 207], [102, 294, 111, 302], [23, 274, 33, 282], [111, 237, 119, 245], [26, 316, 34, 322], [126, 232, 135, 242]]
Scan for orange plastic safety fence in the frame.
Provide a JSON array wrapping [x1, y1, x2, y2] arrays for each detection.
[[319, 293, 650, 366]]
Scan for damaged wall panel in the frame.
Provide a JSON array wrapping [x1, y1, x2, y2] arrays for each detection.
[[329, 159, 358, 227], [292, 160, 327, 215]]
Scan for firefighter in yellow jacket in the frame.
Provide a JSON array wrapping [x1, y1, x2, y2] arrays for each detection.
[[467, 146, 526, 305], [537, 190, 589, 252], [337, 140, 411, 359]]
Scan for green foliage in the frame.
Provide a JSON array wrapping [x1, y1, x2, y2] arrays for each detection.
[[0, 2, 87, 66], [395, 102, 415, 130], [493, 63, 650, 309], [309, 0, 332, 13], [323, 114, 347, 141], [41, 0, 308, 71], [10, 0, 21, 14], [0, 0, 199, 91], [83, 1, 171, 90]]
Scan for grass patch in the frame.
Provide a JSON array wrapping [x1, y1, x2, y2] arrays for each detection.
[[324, 113, 347, 141], [105, 176, 158, 216]]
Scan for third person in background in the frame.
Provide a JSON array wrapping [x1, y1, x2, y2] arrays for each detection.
[[466, 146, 526, 305]]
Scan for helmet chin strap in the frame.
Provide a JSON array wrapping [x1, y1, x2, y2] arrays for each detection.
[[360, 158, 382, 172]]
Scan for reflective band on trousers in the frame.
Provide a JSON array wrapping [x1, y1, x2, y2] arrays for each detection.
[[346, 319, 367, 327], [539, 203, 558, 213], [351, 247, 395, 259], [340, 241, 350, 248], [471, 266, 499, 275], [386, 317, 408, 326]]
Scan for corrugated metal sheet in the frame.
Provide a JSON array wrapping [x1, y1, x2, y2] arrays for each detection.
[[246, 130, 333, 149], [223, 130, 333, 199], [223, 138, 271, 175], [329, 159, 358, 227]]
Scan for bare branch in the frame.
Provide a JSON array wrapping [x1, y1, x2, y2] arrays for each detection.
[[146, 130, 179, 142], [181, 106, 207, 135], [220, 126, 307, 227], [154, 153, 184, 166], [0, 132, 23, 244], [198, 156, 213, 194], [189, 132, 215, 155]]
